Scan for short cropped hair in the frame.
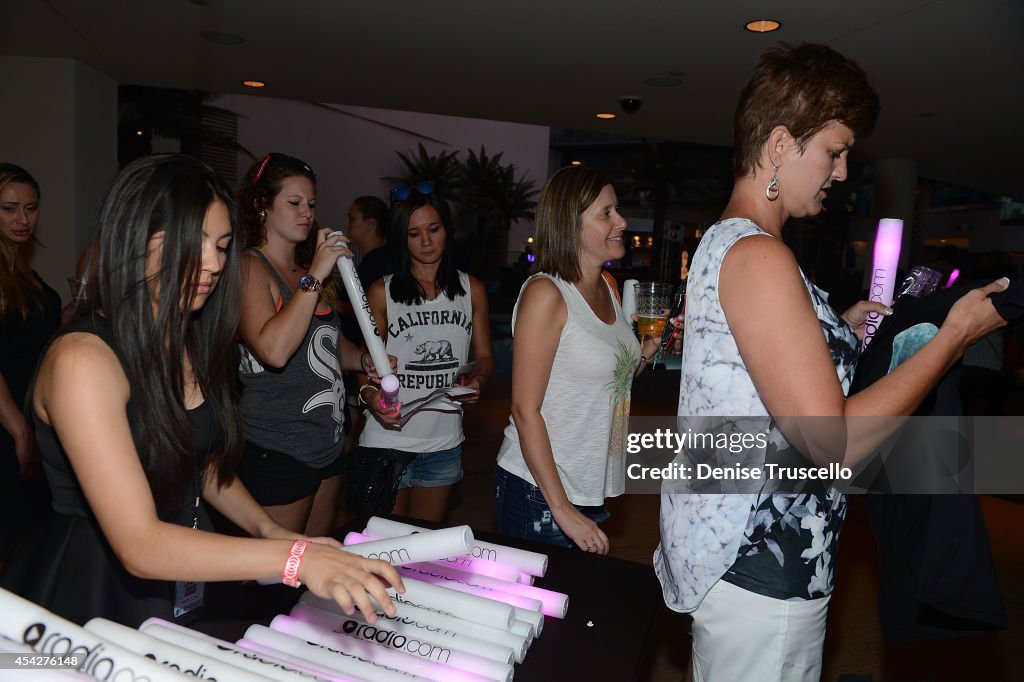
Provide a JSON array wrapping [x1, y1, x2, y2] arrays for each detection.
[[734, 42, 880, 176], [534, 165, 613, 283]]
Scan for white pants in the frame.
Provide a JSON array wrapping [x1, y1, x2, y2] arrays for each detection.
[[691, 579, 830, 682]]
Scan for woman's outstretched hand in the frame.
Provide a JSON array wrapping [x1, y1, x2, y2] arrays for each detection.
[[298, 543, 404, 624]]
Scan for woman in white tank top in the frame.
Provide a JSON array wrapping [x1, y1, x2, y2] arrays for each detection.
[[495, 166, 658, 553], [357, 185, 493, 522]]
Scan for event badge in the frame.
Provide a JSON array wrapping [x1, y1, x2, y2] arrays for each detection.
[[173, 579, 205, 618]]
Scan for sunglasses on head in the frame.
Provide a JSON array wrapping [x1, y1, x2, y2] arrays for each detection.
[[389, 181, 436, 203], [252, 153, 315, 186]]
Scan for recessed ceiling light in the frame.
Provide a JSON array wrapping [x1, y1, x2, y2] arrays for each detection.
[[595, 113, 616, 120], [200, 30, 245, 45], [744, 19, 782, 33], [570, 161, 583, 166], [136, 130, 144, 137], [643, 76, 682, 87], [242, 80, 266, 88]]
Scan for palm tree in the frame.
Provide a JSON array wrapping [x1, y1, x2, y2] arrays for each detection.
[[458, 146, 538, 275], [384, 142, 462, 205], [607, 339, 637, 459]]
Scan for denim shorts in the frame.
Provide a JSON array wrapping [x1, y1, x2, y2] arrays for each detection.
[[494, 466, 610, 549], [397, 446, 463, 489]]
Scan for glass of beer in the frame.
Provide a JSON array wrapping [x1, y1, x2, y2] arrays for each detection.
[[634, 282, 673, 339]]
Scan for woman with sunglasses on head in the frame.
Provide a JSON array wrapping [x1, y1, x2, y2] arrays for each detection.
[[354, 183, 493, 523], [495, 165, 659, 553], [654, 44, 1007, 681], [0, 154, 402, 627], [0, 163, 60, 562], [236, 153, 392, 536]]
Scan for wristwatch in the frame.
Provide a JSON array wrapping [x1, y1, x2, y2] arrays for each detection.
[[298, 274, 322, 293]]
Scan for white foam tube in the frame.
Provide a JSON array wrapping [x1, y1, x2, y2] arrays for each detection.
[[280, 608, 513, 682], [0, 588, 191, 681], [510, 620, 534, 642], [621, 279, 639, 319], [300, 593, 527, 663], [85, 618, 272, 682], [365, 518, 548, 577], [331, 232, 399, 403], [347, 532, 523, 584], [291, 602, 514, 666], [139, 619, 334, 682], [863, 218, 904, 349], [404, 562, 566, 619], [234, 641, 371, 682], [380, 575, 514, 631], [397, 566, 542, 612], [517, 574, 535, 586], [340, 526, 473, 566], [266, 616, 492, 682]]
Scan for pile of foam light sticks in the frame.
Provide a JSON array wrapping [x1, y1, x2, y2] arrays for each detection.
[[0, 519, 565, 681]]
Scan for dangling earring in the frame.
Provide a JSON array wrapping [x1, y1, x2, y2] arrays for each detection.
[[765, 165, 780, 201], [259, 209, 267, 222]]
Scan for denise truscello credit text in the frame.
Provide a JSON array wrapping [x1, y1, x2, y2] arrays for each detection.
[[626, 462, 853, 481]]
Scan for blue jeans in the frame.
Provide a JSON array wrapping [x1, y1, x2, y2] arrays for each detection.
[[494, 466, 610, 549]]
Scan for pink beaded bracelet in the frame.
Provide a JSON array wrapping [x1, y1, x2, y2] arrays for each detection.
[[282, 540, 309, 588]]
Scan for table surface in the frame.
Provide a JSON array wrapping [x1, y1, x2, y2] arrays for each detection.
[[198, 515, 663, 682]]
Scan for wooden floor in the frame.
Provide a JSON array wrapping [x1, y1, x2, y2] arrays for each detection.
[[441, 371, 1024, 682]]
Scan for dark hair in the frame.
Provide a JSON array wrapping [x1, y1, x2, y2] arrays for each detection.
[[533, 165, 613, 283], [237, 152, 317, 264], [93, 154, 243, 517], [387, 191, 465, 304], [734, 42, 880, 176], [0, 163, 45, 320], [352, 196, 388, 238]]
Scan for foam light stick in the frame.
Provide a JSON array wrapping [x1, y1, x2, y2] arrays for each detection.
[[401, 562, 567, 618], [235, 641, 376, 682], [863, 218, 904, 349], [330, 230, 400, 404], [266, 616, 492, 682], [0, 588, 191, 681], [397, 565, 543, 612], [291, 602, 515, 666], [280, 609, 513, 682], [139, 619, 333, 682], [85, 618, 272, 682], [365, 517, 549, 577], [340, 526, 473, 566], [945, 268, 960, 288], [378, 575, 515, 630], [300, 593, 527, 663], [345, 532, 523, 583], [518, 573, 535, 586]]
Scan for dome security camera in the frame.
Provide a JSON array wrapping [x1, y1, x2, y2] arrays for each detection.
[[620, 96, 643, 114]]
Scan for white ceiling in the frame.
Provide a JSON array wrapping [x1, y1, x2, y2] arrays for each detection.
[[7, 0, 1024, 199]]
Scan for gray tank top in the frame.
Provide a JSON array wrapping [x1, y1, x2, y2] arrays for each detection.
[[238, 250, 345, 467]]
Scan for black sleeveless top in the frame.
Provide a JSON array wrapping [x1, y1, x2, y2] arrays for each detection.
[[0, 315, 218, 627]]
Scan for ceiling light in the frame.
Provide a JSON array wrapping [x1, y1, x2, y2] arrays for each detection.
[[200, 31, 245, 46], [242, 80, 266, 88], [595, 113, 616, 120], [136, 130, 144, 136], [570, 161, 582, 166], [744, 19, 781, 33]]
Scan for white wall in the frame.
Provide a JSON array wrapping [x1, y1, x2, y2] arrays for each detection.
[[0, 56, 117, 302], [210, 94, 550, 262]]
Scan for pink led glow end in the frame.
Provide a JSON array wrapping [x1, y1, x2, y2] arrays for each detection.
[[945, 268, 960, 288]]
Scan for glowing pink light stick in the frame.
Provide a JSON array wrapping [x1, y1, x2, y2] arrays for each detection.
[[397, 565, 541, 611], [290, 602, 514, 665], [0, 589, 187, 681], [863, 218, 904, 349], [236, 641, 370, 682], [278, 609, 513, 682], [345, 532, 523, 583], [140, 619, 334, 682], [401, 561, 567, 619], [299, 592, 528, 663], [330, 231, 400, 404], [945, 268, 960, 288], [339, 526, 472, 566], [85, 618, 269, 682], [265, 616, 492, 682], [365, 517, 548, 577]]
